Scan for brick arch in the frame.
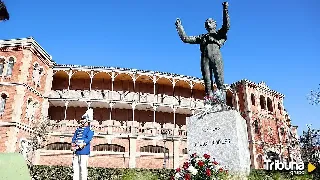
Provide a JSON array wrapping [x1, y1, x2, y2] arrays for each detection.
[[156, 77, 173, 96], [93, 144, 125, 152], [192, 82, 205, 100], [136, 74, 153, 82], [175, 79, 191, 98], [136, 74, 153, 94], [70, 71, 91, 90], [45, 142, 71, 150], [114, 73, 134, 92], [52, 70, 69, 90], [53, 70, 69, 76], [140, 145, 169, 153], [92, 72, 112, 90]]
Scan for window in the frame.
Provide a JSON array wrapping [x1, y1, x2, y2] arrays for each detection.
[[0, 58, 5, 75], [256, 154, 263, 168], [140, 145, 169, 153], [26, 98, 33, 120], [251, 94, 255, 106], [93, 144, 125, 152], [278, 102, 282, 111], [267, 97, 273, 112], [0, 93, 7, 114], [226, 91, 233, 107], [46, 142, 71, 150], [5, 57, 15, 76], [182, 148, 188, 154], [253, 120, 260, 134], [260, 95, 266, 110]]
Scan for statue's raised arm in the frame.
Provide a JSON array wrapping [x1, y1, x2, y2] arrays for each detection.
[[175, 18, 201, 44], [219, 2, 230, 36]]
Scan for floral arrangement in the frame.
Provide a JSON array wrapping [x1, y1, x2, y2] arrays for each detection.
[[204, 90, 225, 105], [171, 153, 228, 180]]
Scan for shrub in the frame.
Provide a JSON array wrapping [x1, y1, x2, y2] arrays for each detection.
[[29, 165, 315, 180], [172, 153, 228, 180], [29, 165, 174, 180]]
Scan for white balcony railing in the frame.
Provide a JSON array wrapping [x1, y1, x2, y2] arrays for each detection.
[[49, 120, 187, 138], [49, 90, 205, 109]]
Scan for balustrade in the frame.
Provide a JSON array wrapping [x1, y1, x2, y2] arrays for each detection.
[[49, 90, 205, 108], [49, 120, 187, 138]]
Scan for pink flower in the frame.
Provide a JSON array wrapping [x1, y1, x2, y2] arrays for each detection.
[[184, 173, 191, 180], [203, 154, 210, 159], [183, 162, 189, 169], [197, 161, 204, 167], [206, 168, 211, 176]]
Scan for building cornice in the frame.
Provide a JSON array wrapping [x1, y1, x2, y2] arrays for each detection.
[[0, 37, 54, 66], [231, 79, 285, 98], [0, 82, 45, 98], [54, 64, 204, 82]]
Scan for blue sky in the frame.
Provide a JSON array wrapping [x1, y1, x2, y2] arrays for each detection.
[[1, 0, 319, 134]]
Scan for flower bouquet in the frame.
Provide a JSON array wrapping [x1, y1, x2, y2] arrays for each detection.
[[171, 153, 228, 180], [204, 90, 225, 106]]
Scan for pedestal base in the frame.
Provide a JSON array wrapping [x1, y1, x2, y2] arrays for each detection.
[[187, 109, 251, 176]]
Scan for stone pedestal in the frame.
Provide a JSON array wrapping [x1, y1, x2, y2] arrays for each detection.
[[187, 109, 250, 175]]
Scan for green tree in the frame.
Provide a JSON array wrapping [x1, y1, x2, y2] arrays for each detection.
[[308, 84, 320, 105], [0, 0, 9, 21], [300, 124, 320, 178]]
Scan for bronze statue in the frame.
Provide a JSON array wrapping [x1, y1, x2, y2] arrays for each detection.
[[175, 2, 230, 98]]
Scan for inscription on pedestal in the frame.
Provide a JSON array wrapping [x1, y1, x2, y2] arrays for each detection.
[[187, 110, 251, 175]]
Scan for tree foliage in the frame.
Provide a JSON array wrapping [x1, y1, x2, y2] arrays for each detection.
[[307, 84, 320, 105], [20, 116, 51, 167], [300, 124, 320, 178]]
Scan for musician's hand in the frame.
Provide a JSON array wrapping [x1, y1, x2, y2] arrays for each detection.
[[222, 2, 229, 8], [79, 143, 86, 149], [175, 18, 182, 26], [71, 146, 78, 151]]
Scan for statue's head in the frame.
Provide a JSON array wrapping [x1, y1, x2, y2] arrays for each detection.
[[205, 18, 217, 31]]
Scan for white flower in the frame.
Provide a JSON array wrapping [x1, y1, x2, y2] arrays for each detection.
[[174, 172, 182, 179], [187, 165, 198, 175], [214, 164, 222, 170], [195, 156, 205, 162]]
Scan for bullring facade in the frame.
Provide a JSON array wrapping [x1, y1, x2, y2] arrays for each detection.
[[0, 37, 301, 169]]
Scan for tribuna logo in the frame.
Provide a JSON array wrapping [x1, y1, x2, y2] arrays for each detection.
[[264, 159, 305, 175]]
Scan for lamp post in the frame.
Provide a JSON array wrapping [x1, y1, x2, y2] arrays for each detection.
[[0, 0, 9, 22], [161, 130, 168, 169]]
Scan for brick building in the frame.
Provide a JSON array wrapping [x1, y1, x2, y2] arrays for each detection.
[[0, 37, 301, 169]]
